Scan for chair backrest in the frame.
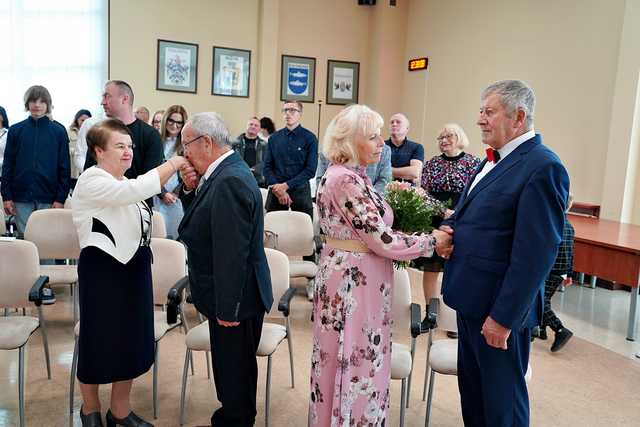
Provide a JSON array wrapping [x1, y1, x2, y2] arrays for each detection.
[[264, 247, 290, 319], [0, 240, 40, 307], [0, 194, 5, 235], [260, 188, 269, 213], [264, 211, 314, 256], [312, 202, 320, 237], [437, 296, 458, 332], [151, 212, 167, 238], [150, 237, 187, 304], [24, 209, 80, 259], [391, 267, 412, 336]]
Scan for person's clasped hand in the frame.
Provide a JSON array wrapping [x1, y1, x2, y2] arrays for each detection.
[[176, 157, 199, 191], [432, 228, 454, 259]]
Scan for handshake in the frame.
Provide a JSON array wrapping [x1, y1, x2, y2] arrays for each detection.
[[431, 225, 454, 259]]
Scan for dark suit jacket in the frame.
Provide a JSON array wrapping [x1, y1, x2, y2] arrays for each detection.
[[178, 151, 273, 322], [442, 134, 569, 330]]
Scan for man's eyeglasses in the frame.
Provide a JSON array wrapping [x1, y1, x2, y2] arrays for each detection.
[[167, 118, 184, 127], [282, 108, 300, 114], [181, 134, 205, 150]]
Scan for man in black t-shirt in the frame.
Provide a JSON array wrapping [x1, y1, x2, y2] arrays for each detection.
[[231, 117, 268, 187], [83, 80, 163, 205]]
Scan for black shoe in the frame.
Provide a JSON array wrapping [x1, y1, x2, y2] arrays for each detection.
[[532, 326, 548, 340], [550, 328, 573, 352], [106, 409, 154, 427], [446, 331, 458, 339], [80, 406, 103, 427]]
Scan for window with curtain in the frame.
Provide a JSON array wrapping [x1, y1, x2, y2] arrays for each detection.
[[0, 0, 108, 129]]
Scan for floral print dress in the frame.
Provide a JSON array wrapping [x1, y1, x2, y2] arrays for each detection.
[[310, 164, 436, 427]]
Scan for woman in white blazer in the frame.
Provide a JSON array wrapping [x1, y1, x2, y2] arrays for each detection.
[[71, 119, 188, 427]]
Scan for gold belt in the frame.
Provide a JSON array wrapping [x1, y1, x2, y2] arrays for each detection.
[[323, 236, 370, 253]]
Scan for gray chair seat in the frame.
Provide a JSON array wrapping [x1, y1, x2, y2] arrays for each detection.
[[391, 342, 412, 379], [39, 264, 78, 285], [289, 260, 317, 278], [0, 317, 40, 350], [185, 320, 211, 351], [429, 339, 458, 375], [257, 323, 287, 356]]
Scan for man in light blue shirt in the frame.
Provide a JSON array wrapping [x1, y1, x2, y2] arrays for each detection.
[[315, 143, 392, 195]]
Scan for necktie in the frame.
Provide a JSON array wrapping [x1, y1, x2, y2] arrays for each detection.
[[195, 177, 206, 195], [486, 148, 501, 163]]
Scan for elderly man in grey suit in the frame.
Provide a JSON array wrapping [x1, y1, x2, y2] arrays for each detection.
[[178, 112, 273, 427]]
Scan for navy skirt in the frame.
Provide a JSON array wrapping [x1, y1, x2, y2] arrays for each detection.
[[77, 245, 154, 384]]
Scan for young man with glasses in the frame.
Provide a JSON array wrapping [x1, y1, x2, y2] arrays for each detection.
[[232, 117, 268, 187], [263, 101, 318, 218]]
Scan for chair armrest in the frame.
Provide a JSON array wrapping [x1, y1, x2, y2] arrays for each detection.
[[277, 288, 296, 317], [421, 297, 439, 333], [28, 276, 50, 306], [167, 276, 189, 324], [410, 302, 422, 337]]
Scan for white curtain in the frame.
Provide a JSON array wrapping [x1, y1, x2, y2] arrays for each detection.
[[0, 0, 108, 128]]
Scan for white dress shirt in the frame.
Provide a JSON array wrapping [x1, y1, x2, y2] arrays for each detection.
[[467, 129, 535, 193]]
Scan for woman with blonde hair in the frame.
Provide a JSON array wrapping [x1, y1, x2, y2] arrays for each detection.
[[153, 105, 187, 239], [310, 104, 452, 426], [415, 123, 480, 332]]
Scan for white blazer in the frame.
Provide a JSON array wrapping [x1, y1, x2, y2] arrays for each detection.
[[71, 166, 161, 264]]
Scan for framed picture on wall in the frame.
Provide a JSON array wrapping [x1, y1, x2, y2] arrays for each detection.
[[212, 46, 251, 98], [280, 54, 316, 103], [326, 60, 360, 105], [156, 39, 198, 93]]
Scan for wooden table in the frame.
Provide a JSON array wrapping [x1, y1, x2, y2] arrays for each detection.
[[568, 214, 640, 340]]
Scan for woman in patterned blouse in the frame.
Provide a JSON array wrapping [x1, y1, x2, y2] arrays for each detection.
[[414, 123, 481, 330]]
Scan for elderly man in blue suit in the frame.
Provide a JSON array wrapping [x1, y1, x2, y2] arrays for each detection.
[[441, 80, 569, 427]]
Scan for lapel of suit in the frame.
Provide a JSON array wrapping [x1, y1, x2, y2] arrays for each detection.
[[179, 152, 240, 231], [457, 136, 539, 212]]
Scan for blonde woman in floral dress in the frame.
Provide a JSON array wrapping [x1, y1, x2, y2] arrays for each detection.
[[311, 105, 453, 426]]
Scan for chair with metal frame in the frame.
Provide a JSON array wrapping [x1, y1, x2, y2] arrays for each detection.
[[170, 247, 295, 427], [0, 239, 52, 427]]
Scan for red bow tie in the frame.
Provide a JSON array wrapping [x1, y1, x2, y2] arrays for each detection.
[[486, 148, 501, 163]]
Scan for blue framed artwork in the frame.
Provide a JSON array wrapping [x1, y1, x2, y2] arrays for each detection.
[[280, 54, 315, 103], [156, 39, 198, 94]]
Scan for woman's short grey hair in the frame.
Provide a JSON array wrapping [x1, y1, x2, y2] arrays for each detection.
[[322, 104, 384, 166], [189, 112, 231, 148], [440, 123, 470, 150], [481, 80, 535, 130]]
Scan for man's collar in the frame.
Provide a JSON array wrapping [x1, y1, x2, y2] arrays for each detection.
[[496, 129, 535, 158], [285, 123, 300, 133], [202, 149, 234, 180], [389, 136, 407, 147]]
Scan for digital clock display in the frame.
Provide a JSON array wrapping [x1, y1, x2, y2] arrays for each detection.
[[408, 57, 428, 71]]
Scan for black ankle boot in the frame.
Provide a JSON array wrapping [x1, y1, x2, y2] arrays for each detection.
[[80, 405, 103, 427], [105, 409, 154, 427]]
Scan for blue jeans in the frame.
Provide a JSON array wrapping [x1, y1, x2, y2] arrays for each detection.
[[14, 201, 52, 237]]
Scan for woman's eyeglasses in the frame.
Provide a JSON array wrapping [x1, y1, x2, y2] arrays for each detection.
[[167, 118, 184, 127]]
